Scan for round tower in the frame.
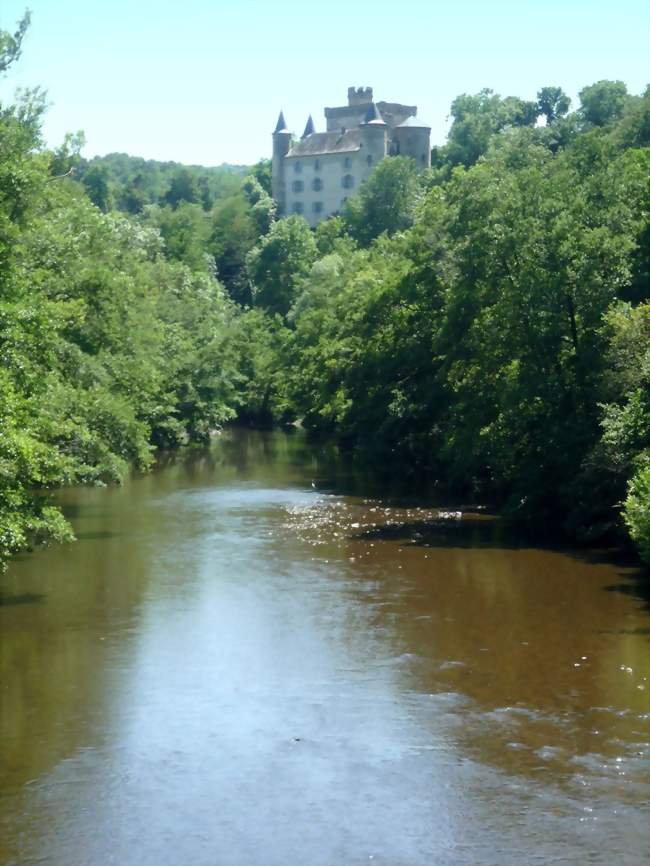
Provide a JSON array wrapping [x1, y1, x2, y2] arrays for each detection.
[[272, 111, 292, 215], [359, 103, 388, 174], [392, 116, 431, 169]]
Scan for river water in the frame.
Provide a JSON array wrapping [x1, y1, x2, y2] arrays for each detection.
[[1, 429, 648, 865]]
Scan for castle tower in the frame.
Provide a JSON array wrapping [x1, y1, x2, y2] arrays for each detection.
[[392, 116, 431, 169], [360, 103, 388, 170], [272, 111, 292, 215], [348, 86, 373, 106]]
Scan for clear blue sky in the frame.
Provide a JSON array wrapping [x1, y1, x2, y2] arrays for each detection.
[[1, 0, 648, 166]]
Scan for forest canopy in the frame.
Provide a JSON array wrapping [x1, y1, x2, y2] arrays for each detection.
[[1, 11, 648, 566]]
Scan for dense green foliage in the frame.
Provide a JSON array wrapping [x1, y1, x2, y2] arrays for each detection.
[[241, 81, 650, 560], [76, 152, 248, 214], [0, 110, 243, 565], [0, 19, 265, 567], [247, 216, 318, 315], [343, 157, 421, 243], [1, 10, 648, 566], [625, 467, 650, 563]]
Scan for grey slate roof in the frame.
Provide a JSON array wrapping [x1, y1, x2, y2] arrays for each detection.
[[395, 115, 431, 129], [301, 115, 315, 138], [274, 111, 290, 133], [363, 103, 386, 124], [288, 129, 361, 157]]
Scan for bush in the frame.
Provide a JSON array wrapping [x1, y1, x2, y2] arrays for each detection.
[[624, 466, 650, 564]]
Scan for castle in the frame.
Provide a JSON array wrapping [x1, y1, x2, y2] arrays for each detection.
[[272, 87, 431, 226]]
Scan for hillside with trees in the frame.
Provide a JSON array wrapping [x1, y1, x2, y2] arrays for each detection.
[[1, 10, 648, 567]]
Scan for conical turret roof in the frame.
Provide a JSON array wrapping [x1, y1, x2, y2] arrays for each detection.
[[363, 103, 386, 125], [301, 114, 315, 139], [395, 115, 431, 129], [274, 110, 290, 134]]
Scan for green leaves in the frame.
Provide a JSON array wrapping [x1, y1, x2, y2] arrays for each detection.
[[579, 80, 630, 127], [247, 216, 317, 316], [1, 67, 648, 568], [442, 89, 540, 168], [0, 96, 246, 567], [537, 87, 571, 124], [343, 157, 421, 244], [0, 10, 30, 75], [624, 467, 650, 564], [267, 82, 648, 550]]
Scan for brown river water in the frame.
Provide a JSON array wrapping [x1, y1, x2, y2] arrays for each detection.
[[1, 429, 648, 866]]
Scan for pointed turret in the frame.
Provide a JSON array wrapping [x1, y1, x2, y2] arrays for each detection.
[[274, 110, 289, 133], [272, 111, 292, 216], [363, 103, 386, 125], [301, 114, 315, 139]]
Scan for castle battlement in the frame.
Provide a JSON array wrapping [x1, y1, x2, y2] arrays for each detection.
[[347, 86, 373, 106]]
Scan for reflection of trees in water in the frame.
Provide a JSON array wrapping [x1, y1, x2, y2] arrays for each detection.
[[0, 591, 44, 606], [0, 487, 156, 793]]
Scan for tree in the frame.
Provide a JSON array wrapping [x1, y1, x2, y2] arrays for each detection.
[[163, 167, 200, 208], [537, 86, 571, 124], [228, 308, 293, 425], [209, 194, 258, 305], [624, 467, 650, 564], [0, 10, 30, 74], [122, 172, 148, 214], [0, 88, 46, 282], [314, 215, 347, 255], [585, 301, 650, 538], [82, 163, 113, 211], [247, 216, 317, 316], [144, 202, 211, 271], [248, 159, 272, 196], [429, 133, 644, 517], [49, 131, 86, 177], [579, 80, 629, 127], [443, 89, 539, 167], [241, 175, 276, 236], [343, 157, 420, 245]]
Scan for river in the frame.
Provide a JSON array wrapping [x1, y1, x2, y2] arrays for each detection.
[[1, 429, 648, 865]]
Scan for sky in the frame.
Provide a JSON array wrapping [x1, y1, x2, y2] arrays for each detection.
[[0, 0, 648, 166]]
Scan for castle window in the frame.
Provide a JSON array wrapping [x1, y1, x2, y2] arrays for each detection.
[[292, 180, 304, 193], [292, 202, 304, 214], [314, 159, 321, 171], [313, 202, 323, 214], [294, 161, 302, 173], [421, 153, 426, 163], [366, 154, 373, 166], [344, 156, 352, 169], [312, 177, 323, 192], [342, 174, 354, 189]]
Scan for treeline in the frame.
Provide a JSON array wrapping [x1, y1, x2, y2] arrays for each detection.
[[54, 144, 249, 214], [1, 10, 648, 566]]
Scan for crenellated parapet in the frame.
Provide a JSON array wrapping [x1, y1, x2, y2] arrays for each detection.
[[347, 86, 373, 106]]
